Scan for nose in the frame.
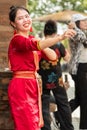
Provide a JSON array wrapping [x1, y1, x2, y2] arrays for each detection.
[[28, 18, 32, 24], [29, 18, 32, 23], [23, 17, 28, 21]]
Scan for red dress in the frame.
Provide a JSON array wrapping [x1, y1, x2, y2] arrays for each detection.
[[8, 35, 47, 130]]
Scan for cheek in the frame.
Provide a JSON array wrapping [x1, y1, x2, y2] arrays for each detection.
[[85, 25, 87, 30], [80, 24, 86, 30], [28, 18, 32, 26], [16, 22, 23, 29]]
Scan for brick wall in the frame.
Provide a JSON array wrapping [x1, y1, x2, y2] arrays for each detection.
[[0, 71, 13, 129], [0, 0, 26, 71], [0, 0, 26, 129]]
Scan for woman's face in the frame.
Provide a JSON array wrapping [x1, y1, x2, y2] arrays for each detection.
[[79, 19, 87, 30], [12, 9, 32, 33]]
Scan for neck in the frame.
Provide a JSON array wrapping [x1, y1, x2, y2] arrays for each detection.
[[17, 31, 29, 38]]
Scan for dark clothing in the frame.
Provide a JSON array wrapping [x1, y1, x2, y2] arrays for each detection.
[[77, 63, 87, 129], [39, 43, 65, 90], [70, 63, 87, 129], [69, 74, 79, 112], [42, 94, 51, 130], [42, 87, 73, 130], [39, 43, 74, 130]]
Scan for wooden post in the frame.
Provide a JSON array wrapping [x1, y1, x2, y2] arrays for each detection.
[[0, 0, 26, 71], [0, 0, 26, 129]]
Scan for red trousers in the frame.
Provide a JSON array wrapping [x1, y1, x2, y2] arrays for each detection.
[[8, 78, 40, 130]]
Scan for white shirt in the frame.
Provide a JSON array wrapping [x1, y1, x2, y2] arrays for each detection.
[[79, 48, 87, 63]]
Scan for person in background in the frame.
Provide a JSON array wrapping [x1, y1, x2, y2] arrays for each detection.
[[68, 14, 87, 129], [39, 20, 74, 130], [8, 6, 76, 130]]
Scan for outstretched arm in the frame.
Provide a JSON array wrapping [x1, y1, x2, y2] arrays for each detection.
[[38, 29, 76, 49]]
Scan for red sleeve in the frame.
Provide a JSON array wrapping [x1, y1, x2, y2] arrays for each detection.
[[11, 35, 39, 51], [41, 51, 49, 60]]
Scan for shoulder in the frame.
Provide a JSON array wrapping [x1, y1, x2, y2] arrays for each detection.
[[11, 34, 24, 41]]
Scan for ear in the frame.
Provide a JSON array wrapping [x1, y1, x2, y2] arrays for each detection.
[[10, 21, 16, 28]]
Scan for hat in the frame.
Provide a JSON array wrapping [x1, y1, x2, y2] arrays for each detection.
[[71, 14, 87, 22]]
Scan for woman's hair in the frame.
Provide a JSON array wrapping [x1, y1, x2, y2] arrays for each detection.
[[9, 5, 30, 22], [44, 20, 57, 36], [75, 21, 80, 29]]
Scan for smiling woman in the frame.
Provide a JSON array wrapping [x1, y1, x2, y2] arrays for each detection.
[[9, 6, 32, 36], [8, 5, 76, 130]]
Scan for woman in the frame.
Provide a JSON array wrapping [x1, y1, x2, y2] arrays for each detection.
[[8, 5, 76, 130], [76, 17, 87, 129], [68, 14, 87, 129]]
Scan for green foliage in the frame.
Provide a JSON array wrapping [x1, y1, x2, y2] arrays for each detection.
[[28, 0, 87, 16], [27, 0, 87, 35]]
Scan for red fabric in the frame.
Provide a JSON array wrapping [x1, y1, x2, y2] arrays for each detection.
[[8, 35, 48, 71], [8, 78, 39, 130], [8, 35, 45, 130], [33, 51, 44, 127], [8, 35, 41, 71]]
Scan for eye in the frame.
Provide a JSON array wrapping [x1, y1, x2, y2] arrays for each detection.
[[18, 17, 23, 20], [16, 17, 23, 20], [25, 14, 30, 18]]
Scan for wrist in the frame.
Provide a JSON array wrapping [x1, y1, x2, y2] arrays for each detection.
[[58, 34, 65, 41]]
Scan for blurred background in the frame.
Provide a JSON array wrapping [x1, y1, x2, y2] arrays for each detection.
[[0, 0, 87, 129]]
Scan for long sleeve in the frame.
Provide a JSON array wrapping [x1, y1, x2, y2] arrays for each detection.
[[71, 27, 87, 47]]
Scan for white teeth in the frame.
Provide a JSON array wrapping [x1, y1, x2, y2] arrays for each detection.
[[24, 23, 29, 27], [25, 23, 28, 26]]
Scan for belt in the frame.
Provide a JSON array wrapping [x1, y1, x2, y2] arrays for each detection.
[[13, 71, 36, 79]]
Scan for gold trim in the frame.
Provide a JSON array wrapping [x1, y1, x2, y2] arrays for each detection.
[[37, 41, 41, 50]]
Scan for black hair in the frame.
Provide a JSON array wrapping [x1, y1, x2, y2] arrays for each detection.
[[75, 21, 80, 29], [9, 5, 30, 22], [44, 20, 57, 36]]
